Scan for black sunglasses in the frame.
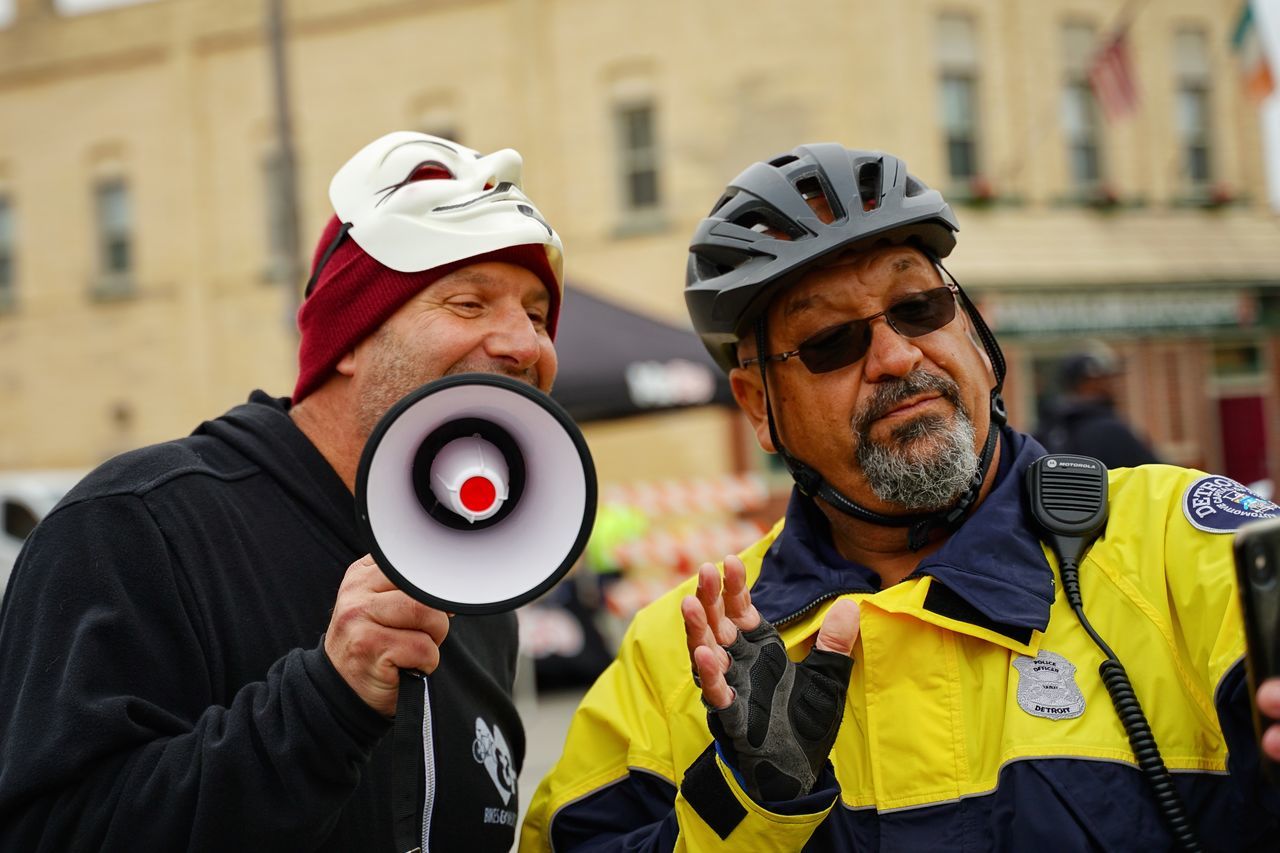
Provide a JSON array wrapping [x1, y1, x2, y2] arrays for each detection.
[[742, 284, 960, 374]]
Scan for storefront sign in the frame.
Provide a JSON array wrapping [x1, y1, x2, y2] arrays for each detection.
[[625, 359, 718, 409], [984, 291, 1257, 335]]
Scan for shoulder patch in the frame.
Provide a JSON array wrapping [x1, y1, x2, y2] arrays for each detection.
[[1182, 475, 1280, 533]]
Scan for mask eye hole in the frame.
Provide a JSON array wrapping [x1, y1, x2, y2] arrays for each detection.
[[376, 159, 461, 206], [408, 162, 454, 182]]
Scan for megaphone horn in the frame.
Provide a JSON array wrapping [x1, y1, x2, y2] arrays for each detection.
[[356, 373, 598, 615]]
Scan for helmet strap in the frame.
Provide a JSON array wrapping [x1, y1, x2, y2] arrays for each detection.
[[754, 315, 919, 529], [304, 221, 354, 298], [935, 258, 1007, 428]]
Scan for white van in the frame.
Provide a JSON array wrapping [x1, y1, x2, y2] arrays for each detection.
[[1, 471, 83, 595]]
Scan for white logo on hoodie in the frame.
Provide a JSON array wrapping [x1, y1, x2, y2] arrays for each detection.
[[472, 718, 516, 805]]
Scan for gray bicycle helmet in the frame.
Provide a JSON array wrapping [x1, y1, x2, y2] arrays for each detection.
[[686, 144, 959, 372]]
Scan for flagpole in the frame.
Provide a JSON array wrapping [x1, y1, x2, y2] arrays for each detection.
[[264, 0, 304, 337], [1111, 0, 1149, 33], [996, 0, 1150, 190]]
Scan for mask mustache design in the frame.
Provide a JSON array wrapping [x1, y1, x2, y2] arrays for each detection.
[[517, 203, 555, 238], [432, 181, 522, 213]]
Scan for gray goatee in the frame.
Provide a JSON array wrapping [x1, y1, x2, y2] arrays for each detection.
[[853, 370, 979, 512]]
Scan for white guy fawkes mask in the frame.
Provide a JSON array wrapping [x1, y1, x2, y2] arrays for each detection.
[[328, 131, 563, 290]]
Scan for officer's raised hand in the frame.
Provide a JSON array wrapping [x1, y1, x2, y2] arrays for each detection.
[[681, 554, 860, 801]]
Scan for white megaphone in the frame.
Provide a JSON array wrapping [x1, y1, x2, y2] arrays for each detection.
[[355, 373, 598, 614]]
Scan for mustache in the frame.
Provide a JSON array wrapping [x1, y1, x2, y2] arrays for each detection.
[[852, 370, 966, 438]]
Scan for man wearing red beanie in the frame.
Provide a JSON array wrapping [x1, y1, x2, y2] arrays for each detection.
[[0, 132, 565, 852]]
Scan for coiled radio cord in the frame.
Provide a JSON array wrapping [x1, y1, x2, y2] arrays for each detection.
[[1059, 560, 1203, 853]]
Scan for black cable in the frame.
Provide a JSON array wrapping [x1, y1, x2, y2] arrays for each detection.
[[1059, 559, 1203, 853]]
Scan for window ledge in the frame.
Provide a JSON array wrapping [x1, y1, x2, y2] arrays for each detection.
[[948, 190, 1027, 209], [1170, 193, 1245, 211], [1050, 192, 1147, 211], [612, 210, 670, 239], [89, 274, 137, 302]]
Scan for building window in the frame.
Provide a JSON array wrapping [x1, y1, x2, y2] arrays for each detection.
[[93, 179, 133, 297], [1174, 27, 1212, 186], [415, 112, 459, 144], [614, 101, 661, 214], [1061, 23, 1104, 189], [937, 14, 981, 184], [409, 96, 460, 144], [0, 197, 14, 310]]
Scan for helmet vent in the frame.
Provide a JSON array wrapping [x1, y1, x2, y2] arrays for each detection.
[[794, 176, 836, 224], [735, 212, 774, 234], [710, 190, 738, 215], [856, 161, 883, 212], [769, 154, 800, 168], [795, 176, 823, 199], [731, 207, 804, 240], [697, 255, 738, 279], [905, 176, 926, 197]]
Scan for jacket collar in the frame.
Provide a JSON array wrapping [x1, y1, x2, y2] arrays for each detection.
[[752, 428, 1054, 642], [195, 391, 364, 555]]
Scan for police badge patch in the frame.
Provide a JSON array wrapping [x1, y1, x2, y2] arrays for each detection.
[[1182, 475, 1280, 534], [1013, 650, 1085, 720]]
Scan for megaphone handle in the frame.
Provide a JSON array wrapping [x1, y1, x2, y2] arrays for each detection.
[[393, 670, 428, 853]]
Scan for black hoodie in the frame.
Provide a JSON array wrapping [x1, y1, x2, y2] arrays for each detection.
[[0, 392, 524, 852]]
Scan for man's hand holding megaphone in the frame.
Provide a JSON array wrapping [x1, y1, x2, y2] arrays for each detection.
[[324, 554, 452, 717]]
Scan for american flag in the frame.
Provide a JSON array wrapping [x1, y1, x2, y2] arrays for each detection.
[[1089, 31, 1140, 121]]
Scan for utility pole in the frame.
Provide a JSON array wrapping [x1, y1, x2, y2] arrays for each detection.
[[265, 0, 304, 333]]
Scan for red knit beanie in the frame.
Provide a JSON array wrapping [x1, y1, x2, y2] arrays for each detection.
[[292, 215, 561, 403]]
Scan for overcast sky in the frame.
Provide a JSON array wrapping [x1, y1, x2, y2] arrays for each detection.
[[2, 0, 1280, 208]]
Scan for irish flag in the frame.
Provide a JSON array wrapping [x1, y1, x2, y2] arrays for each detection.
[[1233, 1, 1276, 102]]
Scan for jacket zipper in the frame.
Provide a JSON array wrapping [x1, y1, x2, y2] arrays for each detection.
[[420, 677, 436, 852], [773, 588, 867, 628]]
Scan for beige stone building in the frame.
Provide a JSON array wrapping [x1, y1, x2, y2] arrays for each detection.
[[2, 0, 1278, 492]]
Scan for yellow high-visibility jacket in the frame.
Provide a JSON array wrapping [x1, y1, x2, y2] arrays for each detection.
[[522, 431, 1280, 851]]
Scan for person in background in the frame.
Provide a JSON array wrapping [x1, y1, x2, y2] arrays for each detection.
[[0, 131, 564, 852], [1035, 344, 1160, 468], [522, 144, 1280, 850]]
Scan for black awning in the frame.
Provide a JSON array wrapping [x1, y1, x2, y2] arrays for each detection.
[[550, 285, 734, 423]]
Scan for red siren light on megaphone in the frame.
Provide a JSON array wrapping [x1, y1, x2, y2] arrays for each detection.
[[355, 373, 598, 614]]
